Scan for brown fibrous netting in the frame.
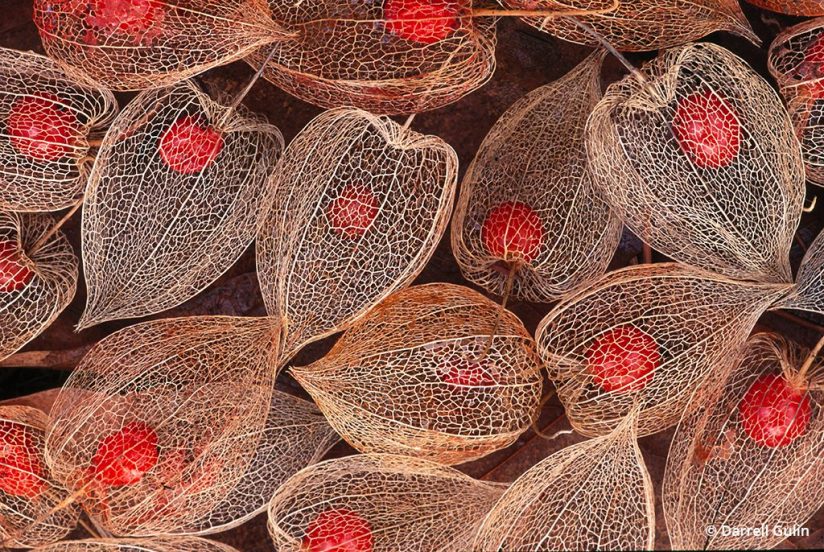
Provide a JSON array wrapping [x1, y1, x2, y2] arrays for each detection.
[[746, 0, 824, 16], [31, 536, 241, 552]]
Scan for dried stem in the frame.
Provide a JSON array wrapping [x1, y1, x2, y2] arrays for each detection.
[[473, 261, 521, 363], [218, 44, 280, 127], [797, 333, 824, 383], [474, 0, 620, 18], [401, 113, 416, 131], [27, 199, 82, 256]]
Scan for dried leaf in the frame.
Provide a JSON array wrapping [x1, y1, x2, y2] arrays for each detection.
[[32, 536, 240, 552], [474, 409, 655, 551], [44, 316, 279, 536], [503, 0, 758, 52], [1, 47, 117, 212], [247, 1, 496, 114], [1, 406, 79, 549], [535, 263, 792, 437], [746, 0, 824, 16], [33, 0, 286, 91], [1, 212, 78, 363], [451, 50, 620, 302], [267, 453, 505, 551], [292, 283, 543, 465], [257, 108, 457, 364], [586, 43, 805, 283], [79, 80, 283, 330], [664, 333, 824, 549]]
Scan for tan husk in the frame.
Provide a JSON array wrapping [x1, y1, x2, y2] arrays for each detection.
[[773, 225, 824, 316], [586, 42, 805, 283], [1, 212, 78, 363], [0, 47, 117, 212], [33, 0, 287, 91], [246, 0, 496, 114], [1, 406, 79, 549], [257, 107, 457, 365], [535, 263, 793, 437], [267, 453, 506, 551], [451, 49, 621, 303], [44, 316, 279, 536], [501, 0, 758, 52], [473, 408, 655, 551], [78, 80, 283, 330], [664, 333, 824, 549], [746, 0, 824, 16], [291, 283, 543, 465], [31, 536, 240, 552]]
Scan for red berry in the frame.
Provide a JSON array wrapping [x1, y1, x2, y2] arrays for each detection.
[[672, 91, 741, 169], [84, 0, 166, 43], [158, 115, 224, 174], [0, 420, 47, 499], [0, 240, 34, 293], [90, 421, 159, 487], [738, 374, 812, 448], [303, 508, 374, 552], [384, 0, 460, 44], [327, 184, 380, 238], [586, 325, 660, 394], [7, 93, 79, 162], [481, 201, 544, 263], [441, 358, 496, 387]]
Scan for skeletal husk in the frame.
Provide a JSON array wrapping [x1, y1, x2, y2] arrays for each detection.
[[473, 408, 655, 551], [33, 0, 287, 91], [452, 49, 621, 303], [0, 46, 117, 212], [664, 332, 824, 550], [291, 283, 544, 465], [44, 316, 279, 536], [536, 263, 793, 437], [1, 211, 78, 363], [257, 107, 457, 365], [31, 536, 240, 552], [746, 0, 824, 16], [1, 406, 79, 549], [79, 80, 283, 329], [586, 42, 805, 283], [267, 453, 506, 551]]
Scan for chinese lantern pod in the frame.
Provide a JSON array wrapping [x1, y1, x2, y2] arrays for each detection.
[[586, 43, 805, 283], [257, 108, 457, 364], [768, 18, 824, 187], [291, 283, 543, 465], [664, 333, 824, 549], [78, 80, 283, 330], [267, 453, 506, 551], [180, 390, 339, 535], [247, 0, 496, 114], [45, 316, 279, 536], [451, 50, 621, 303], [502, 0, 758, 52], [474, 409, 654, 551], [1, 406, 79, 549], [31, 536, 240, 552], [0, 47, 117, 212], [33, 0, 286, 91], [535, 263, 793, 438], [772, 226, 824, 319], [0, 212, 78, 363], [746, 0, 824, 16]]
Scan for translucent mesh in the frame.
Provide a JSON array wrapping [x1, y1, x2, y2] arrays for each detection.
[[746, 0, 824, 16], [257, 108, 457, 365], [768, 18, 824, 188], [473, 410, 655, 551], [502, 0, 758, 52], [246, 1, 496, 114], [31, 536, 240, 552], [1, 212, 78, 363], [586, 42, 805, 283], [1, 406, 79, 549], [535, 263, 793, 437], [0, 47, 117, 212], [664, 333, 824, 549], [774, 225, 824, 316], [267, 453, 506, 551], [291, 283, 544, 465], [78, 80, 283, 330], [451, 50, 621, 303], [33, 0, 286, 91], [44, 316, 279, 536]]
